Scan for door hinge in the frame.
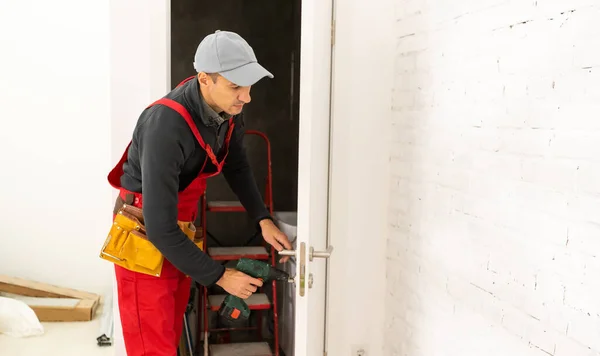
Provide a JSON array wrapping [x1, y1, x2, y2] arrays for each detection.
[[331, 20, 336, 47]]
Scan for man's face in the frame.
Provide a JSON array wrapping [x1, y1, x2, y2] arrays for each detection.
[[199, 73, 251, 115]]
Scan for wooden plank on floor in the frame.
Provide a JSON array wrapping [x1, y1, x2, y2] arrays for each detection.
[[0, 275, 100, 322]]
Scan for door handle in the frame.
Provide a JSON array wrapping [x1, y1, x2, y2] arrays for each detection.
[[279, 245, 334, 261], [309, 245, 333, 261], [278, 249, 297, 257], [278, 243, 333, 297]]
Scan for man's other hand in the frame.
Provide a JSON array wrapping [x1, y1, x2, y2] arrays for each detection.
[[259, 219, 293, 263]]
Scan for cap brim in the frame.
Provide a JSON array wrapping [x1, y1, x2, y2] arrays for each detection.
[[219, 62, 274, 86]]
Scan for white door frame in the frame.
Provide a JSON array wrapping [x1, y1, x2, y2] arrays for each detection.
[[294, 0, 335, 354], [109, 1, 336, 355]]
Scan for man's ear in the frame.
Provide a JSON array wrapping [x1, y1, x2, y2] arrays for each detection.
[[197, 72, 210, 86]]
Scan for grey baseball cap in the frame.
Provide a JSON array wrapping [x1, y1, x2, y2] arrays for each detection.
[[193, 30, 274, 86]]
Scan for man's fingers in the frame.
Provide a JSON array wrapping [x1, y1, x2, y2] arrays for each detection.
[[248, 276, 264, 287], [278, 234, 293, 250], [268, 237, 284, 252], [237, 287, 253, 299], [275, 233, 292, 263]]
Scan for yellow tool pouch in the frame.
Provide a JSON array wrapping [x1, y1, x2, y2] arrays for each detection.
[[99, 204, 203, 277]]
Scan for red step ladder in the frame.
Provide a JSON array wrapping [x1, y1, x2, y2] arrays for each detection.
[[198, 130, 280, 356]]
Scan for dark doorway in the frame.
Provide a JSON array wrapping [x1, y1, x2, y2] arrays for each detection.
[[171, 0, 301, 246], [171, 1, 301, 354]]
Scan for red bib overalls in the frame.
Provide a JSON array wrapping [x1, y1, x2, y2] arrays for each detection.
[[107, 77, 234, 356]]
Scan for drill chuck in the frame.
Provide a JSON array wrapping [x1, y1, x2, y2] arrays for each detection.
[[267, 267, 292, 281]]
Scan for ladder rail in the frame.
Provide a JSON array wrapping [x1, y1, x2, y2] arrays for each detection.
[[198, 129, 280, 356], [244, 130, 274, 213], [245, 130, 279, 356]]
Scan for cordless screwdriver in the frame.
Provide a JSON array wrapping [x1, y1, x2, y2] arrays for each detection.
[[218, 258, 293, 322]]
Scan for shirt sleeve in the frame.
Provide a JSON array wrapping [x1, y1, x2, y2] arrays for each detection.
[[136, 107, 225, 286], [221, 112, 272, 226]]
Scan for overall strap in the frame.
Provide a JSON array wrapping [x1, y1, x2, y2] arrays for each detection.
[[149, 98, 220, 167], [215, 118, 236, 170], [107, 141, 132, 189], [176, 75, 196, 88], [225, 118, 235, 143], [107, 84, 211, 190]]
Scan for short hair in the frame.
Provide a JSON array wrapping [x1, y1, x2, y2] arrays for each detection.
[[207, 73, 220, 82]]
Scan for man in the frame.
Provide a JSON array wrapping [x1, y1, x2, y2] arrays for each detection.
[[106, 30, 292, 356]]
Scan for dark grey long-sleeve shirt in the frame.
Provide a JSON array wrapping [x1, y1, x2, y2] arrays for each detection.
[[119, 76, 271, 286]]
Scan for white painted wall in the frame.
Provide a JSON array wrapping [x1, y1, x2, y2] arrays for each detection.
[[387, 1, 600, 355], [0, 0, 113, 295], [109, 1, 171, 354], [110, 0, 171, 164], [0, 2, 169, 353], [326, 0, 394, 355]]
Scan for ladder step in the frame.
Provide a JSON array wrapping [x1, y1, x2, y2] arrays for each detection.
[[208, 293, 271, 311], [210, 342, 272, 356], [208, 246, 269, 261], [207, 200, 245, 212]]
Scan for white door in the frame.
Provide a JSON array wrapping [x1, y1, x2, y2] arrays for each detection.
[[284, 0, 336, 355]]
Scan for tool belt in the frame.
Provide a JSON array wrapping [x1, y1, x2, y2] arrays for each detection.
[[99, 195, 203, 277]]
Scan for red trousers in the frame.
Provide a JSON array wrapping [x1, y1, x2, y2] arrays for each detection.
[[115, 259, 191, 356]]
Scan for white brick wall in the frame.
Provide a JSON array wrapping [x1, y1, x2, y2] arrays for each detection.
[[386, 1, 600, 355]]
